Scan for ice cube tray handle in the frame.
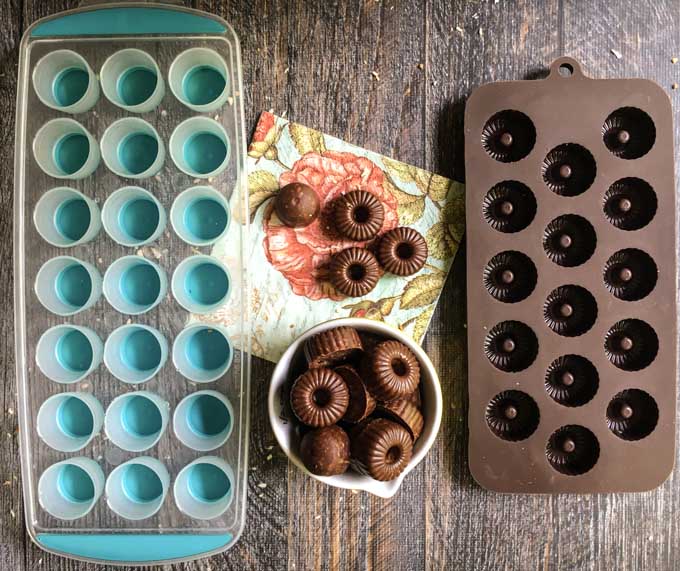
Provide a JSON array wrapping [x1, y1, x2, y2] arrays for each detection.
[[79, 0, 183, 6], [547, 57, 588, 80]]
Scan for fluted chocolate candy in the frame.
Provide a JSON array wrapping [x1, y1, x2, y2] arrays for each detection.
[[379, 398, 424, 441], [290, 368, 349, 427], [300, 425, 350, 476], [334, 190, 385, 241], [335, 365, 376, 423], [351, 418, 413, 481], [377, 226, 428, 276], [329, 247, 381, 297], [274, 182, 320, 228], [362, 340, 421, 401], [304, 326, 363, 369]]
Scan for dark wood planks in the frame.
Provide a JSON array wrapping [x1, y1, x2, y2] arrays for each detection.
[[3, 1, 680, 570], [0, 1, 27, 571]]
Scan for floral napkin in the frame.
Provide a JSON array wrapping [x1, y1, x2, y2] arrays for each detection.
[[199, 112, 465, 363]]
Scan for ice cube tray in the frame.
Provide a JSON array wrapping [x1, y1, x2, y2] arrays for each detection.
[[464, 57, 676, 493], [13, 2, 251, 564]]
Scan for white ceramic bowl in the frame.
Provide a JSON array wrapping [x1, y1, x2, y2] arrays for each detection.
[[268, 318, 442, 498]]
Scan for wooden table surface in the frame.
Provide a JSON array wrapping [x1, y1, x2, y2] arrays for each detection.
[[1, 1, 679, 569]]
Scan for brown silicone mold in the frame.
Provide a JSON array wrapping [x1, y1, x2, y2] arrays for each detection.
[[465, 57, 676, 493]]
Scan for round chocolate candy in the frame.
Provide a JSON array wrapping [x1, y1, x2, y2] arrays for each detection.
[[300, 425, 350, 476], [378, 398, 424, 441], [351, 418, 413, 481], [334, 190, 385, 241], [335, 365, 376, 423], [290, 368, 349, 427], [328, 247, 380, 297], [377, 227, 428, 276], [362, 340, 421, 401], [274, 182, 320, 228], [304, 326, 363, 369]]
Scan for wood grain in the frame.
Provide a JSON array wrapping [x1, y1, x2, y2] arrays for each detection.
[[3, 1, 680, 570]]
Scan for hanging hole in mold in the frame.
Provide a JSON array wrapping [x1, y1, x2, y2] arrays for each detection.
[[543, 214, 596, 267], [606, 389, 659, 441], [603, 248, 657, 301], [558, 63, 574, 77], [545, 355, 599, 407], [543, 285, 597, 337], [602, 107, 656, 159], [604, 319, 659, 371], [483, 320, 538, 373], [482, 181, 537, 233], [483, 250, 537, 303], [542, 143, 596, 196], [603, 178, 657, 231], [546, 425, 599, 476], [481, 110, 536, 163], [485, 390, 539, 441]]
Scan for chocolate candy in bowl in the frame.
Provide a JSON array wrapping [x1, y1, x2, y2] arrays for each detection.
[[300, 425, 351, 476], [269, 318, 442, 498]]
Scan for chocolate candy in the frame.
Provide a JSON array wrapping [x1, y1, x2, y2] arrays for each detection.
[[351, 418, 413, 481], [377, 227, 428, 276], [300, 425, 350, 476], [334, 190, 385, 241], [274, 182, 320, 228], [328, 247, 380, 297], [378, 398, 424, 440], [304, 326, 363, 368], [290, 368, 349, 427], [362, 340, 420, 401], [335, 365, 376, 423], [406, 387, 422, 408]]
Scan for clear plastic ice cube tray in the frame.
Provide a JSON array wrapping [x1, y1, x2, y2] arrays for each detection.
[[13, 3, 251, 565]]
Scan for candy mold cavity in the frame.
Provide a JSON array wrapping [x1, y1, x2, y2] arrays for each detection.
[[483, 251, 537, 303], [482, 181, 537, 233], [602, 107, 656, 159], [481, 110, 536, 163]]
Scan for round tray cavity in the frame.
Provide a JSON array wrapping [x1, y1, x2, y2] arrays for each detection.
[[482, 181, 537, 233], [481, 110, 536, 163], [546, 425, 600, 476], [603, 248, 657, 301], [541, 143, 596, 197], [545, 355, 599, 407], [484, 320, 538, 373], [543, 285, 598, 337], [602, 107, 656, 160], [485, 390, 539, 441], [543, 214, 596, 267], [606, 389, 659, 441], [603, 178, 657, 231], [483, 251, 537, 303], [604, 319, 659, 371]]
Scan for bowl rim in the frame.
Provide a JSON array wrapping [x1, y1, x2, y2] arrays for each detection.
[[267, 317, 442, 498]]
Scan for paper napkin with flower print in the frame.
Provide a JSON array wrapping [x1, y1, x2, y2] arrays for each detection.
[[196, 111, 465, 363]]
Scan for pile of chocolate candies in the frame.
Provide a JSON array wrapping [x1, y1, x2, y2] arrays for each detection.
[[274, 183, 429, 296], [289, 325, 424, 481]]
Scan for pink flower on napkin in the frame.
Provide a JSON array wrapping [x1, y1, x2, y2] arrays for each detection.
[[263, 151, 399, 300]]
